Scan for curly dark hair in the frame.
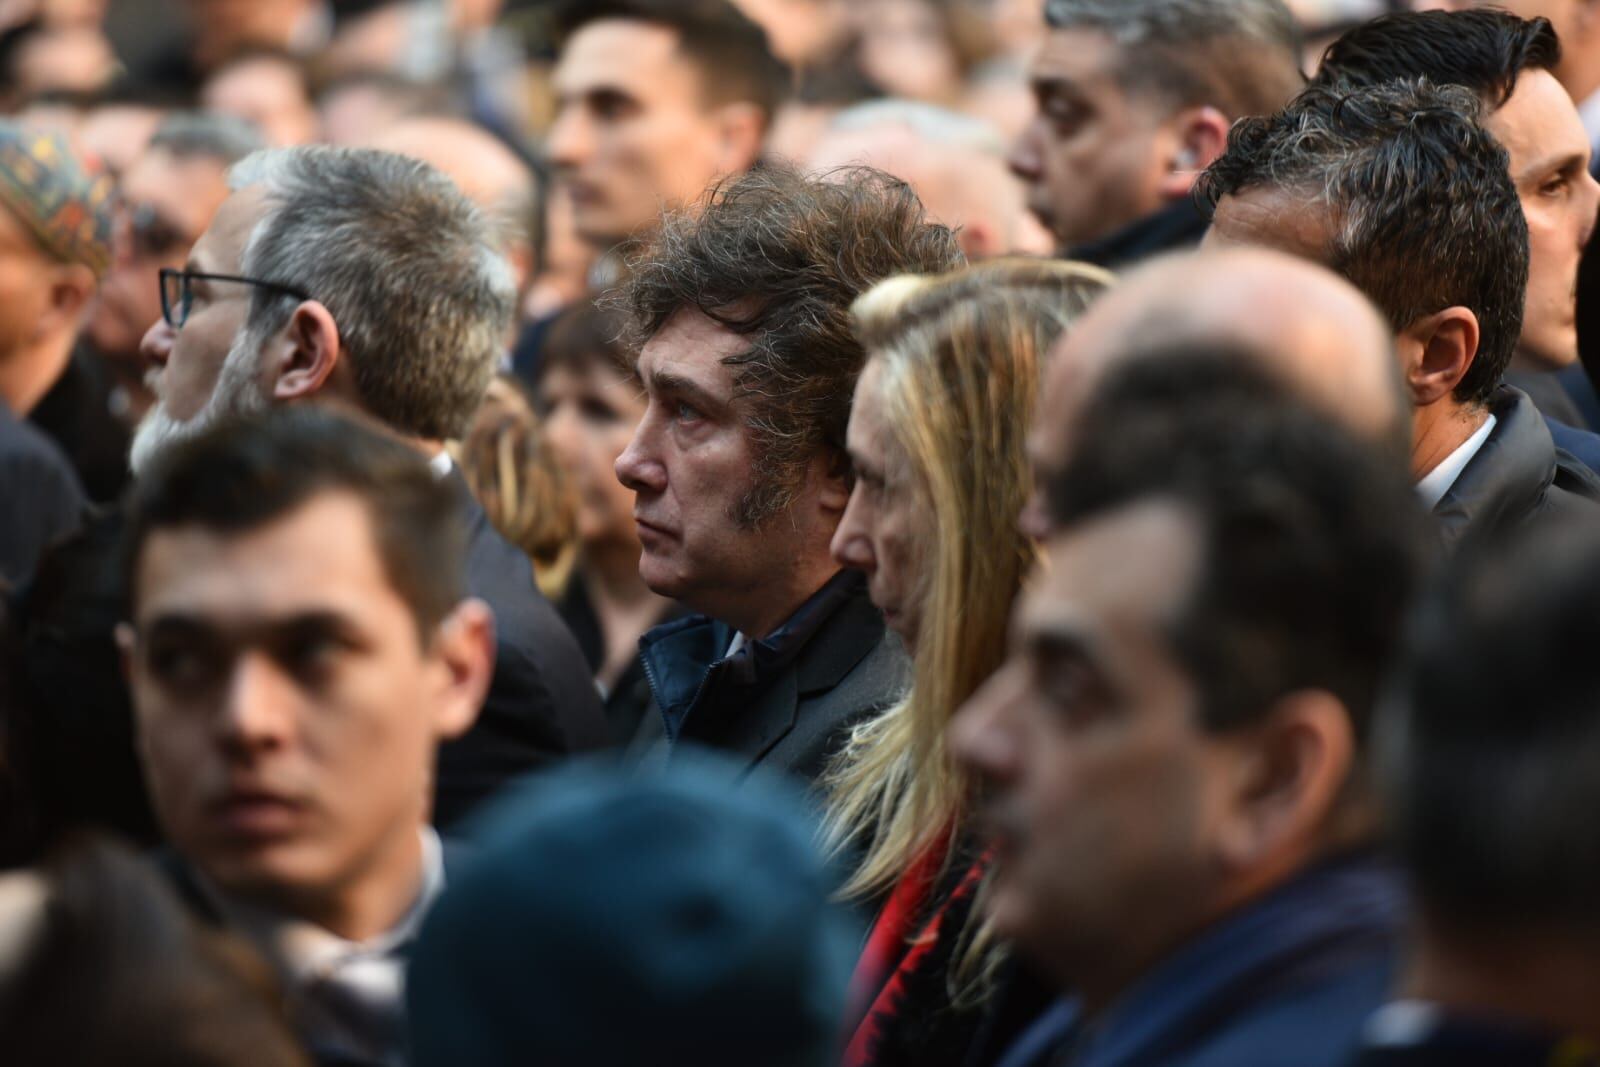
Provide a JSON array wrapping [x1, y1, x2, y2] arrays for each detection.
[[1197, 79, 1527, 407], [618, 163, 965, 524]]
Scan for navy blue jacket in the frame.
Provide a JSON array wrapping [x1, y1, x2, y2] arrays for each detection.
[[987, 853, 1401, 1067]]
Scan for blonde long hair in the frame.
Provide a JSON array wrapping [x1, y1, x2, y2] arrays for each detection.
[[822, 258, 1112, 986]]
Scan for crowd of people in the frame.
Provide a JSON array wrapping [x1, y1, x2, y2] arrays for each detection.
[[1, 0, 1599, 1064]]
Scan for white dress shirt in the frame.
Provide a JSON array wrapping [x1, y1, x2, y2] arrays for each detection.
[[1415, 414, 1496, 511]]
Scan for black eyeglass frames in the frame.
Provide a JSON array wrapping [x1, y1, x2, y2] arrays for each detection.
[[158, 268, 313, 329]]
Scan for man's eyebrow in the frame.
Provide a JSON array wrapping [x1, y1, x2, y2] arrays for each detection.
[[648, 369, 723, 410], [1518, 149, 1589, 181], [138, 610, 361, 643]]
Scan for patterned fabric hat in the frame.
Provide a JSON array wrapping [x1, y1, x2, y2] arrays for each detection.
[[0, 122, 114, 277]]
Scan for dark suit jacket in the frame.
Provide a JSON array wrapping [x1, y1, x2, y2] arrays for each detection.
[[433, 471, 608, 828], [638, 570, 909, 787]]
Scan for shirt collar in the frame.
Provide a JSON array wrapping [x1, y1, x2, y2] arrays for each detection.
[[201, 826, 447, 985], [1416, 413, 1496, 512]]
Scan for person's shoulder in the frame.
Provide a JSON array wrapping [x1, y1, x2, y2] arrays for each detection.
[[0, 405, 81, 490]]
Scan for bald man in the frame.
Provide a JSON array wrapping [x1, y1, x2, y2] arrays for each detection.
[[1024, 247, 1407, 536], [805, 100, 1051, 260], [366, 116, 541, 300]]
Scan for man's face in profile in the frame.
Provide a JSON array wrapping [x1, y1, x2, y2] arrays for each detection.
[[548, 19, 735, 248]]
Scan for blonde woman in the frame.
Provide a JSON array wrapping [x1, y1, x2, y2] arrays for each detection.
[[826, 258, 1112, 1067]]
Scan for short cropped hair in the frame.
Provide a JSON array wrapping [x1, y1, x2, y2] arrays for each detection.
[[1198, 80, 1527, 407], [123, 409, 467, 639], [1382, 515, 1600, 934], [620, 163, 965, 523], [1051, 347, 1425, 739], [147, 111, 264, 165], [228, 146, 517, 440], [1313, 8, 1560, 110], [554, 0, 789, 124], [1044, 0, 1304, 119]]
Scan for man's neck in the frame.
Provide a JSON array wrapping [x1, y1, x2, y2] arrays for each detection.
[[721, 561, 842, 642], [1406, 920, 1600, 1038], [1410, 399, 1490, 483], [0, 336, 72, 416]]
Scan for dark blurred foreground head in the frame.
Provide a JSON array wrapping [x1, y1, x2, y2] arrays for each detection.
[[951, 351, 1425, 1060], [1380, 513, 1600, 1039], [0, 836, 307, 1066], [407, 753, 856, 1067]]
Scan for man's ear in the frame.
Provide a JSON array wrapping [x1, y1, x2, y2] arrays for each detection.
[[1157, 105, 1232, 199], [427, 598, 496, 742], [270, 301, 343, 402], [1398, 306, 1479, 407], [817, 446, 851, 515], [713, 101, 768, 176], [1213, 690, 1356, 878], [35, 263, 97, 341], [114, 621, 136, 683]]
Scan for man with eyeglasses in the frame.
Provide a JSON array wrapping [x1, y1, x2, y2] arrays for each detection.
[[80, 113, 263, 460], [129, 144, 608, 829]]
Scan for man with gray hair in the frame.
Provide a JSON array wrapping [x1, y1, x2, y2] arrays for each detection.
[[1010, 0, 1303, 268], [1200, 78, 1600, 550], [81, 113, 264, 443], [806, 99, 1050, 260], [133, 145, 608, 827]]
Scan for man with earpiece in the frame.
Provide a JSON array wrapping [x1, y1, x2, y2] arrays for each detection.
[[1010, 0, 1304, 270]]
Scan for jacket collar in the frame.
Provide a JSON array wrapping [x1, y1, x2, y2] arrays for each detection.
[[1019, 852, 1401, 1067], [1067, 196, 1210, 270], [1433, 387, 1559, 549], [638, 569, 873, 744]]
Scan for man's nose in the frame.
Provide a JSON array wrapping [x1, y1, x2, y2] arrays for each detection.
[[948, 664, 1024, 783], [139, 317, 176, 370], [1009, 119, 1044, 182], [615, 419, 666, 494], [217, 653, 297, 755], [547, 106, 591, 171]]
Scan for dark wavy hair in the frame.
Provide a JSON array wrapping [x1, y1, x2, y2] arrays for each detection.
[[1312, 8, 1560, 110], [618, 163, 965, 524], [1197, 79, 1527, 407]]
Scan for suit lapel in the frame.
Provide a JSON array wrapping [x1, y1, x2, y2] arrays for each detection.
[[731, 666, 801, 770]]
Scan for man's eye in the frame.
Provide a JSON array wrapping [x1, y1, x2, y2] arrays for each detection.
[[147, 643, 218, 688], [1542, 175, 1571, 197], [280, 635, 341, 682], [675, 401, 703, 423]]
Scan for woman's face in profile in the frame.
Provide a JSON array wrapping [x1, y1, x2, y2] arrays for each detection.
[[831, 359, 928, 650]]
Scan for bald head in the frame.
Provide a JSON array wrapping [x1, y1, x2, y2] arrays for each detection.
[[1024, 248, 1408, 534], [366, 116, 539, 292], [806, 101, 1048, 260]]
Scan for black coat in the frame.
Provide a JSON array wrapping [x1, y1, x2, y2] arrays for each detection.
[[0, 400, 85, 589], [433, 471, 609, 828], [637, 570, 908, 787], [1432, 386, 1600, 552]]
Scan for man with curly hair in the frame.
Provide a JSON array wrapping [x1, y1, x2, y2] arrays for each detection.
[[615, 163, 964, 783]]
